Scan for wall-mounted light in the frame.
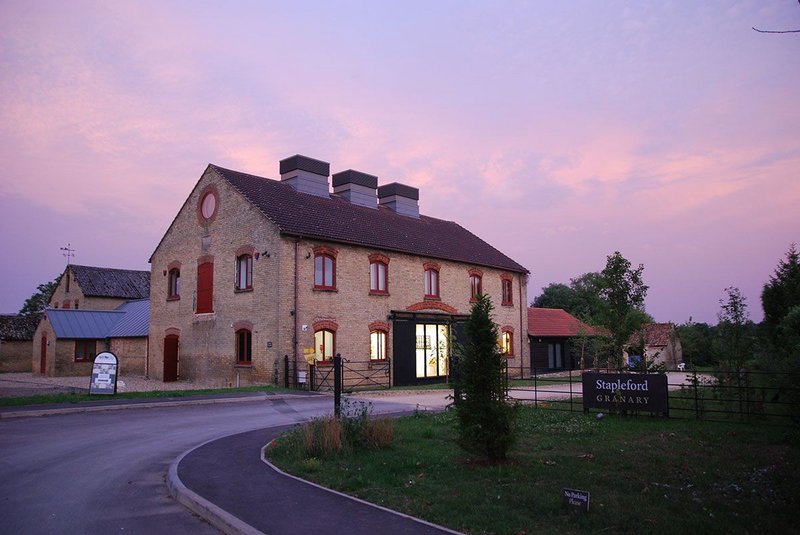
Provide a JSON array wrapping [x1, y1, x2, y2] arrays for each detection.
[[262, 251, 270, 258], [305, 252, 311, 259]]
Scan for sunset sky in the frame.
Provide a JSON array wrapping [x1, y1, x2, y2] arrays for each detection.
[[1, 1, 798, 324]]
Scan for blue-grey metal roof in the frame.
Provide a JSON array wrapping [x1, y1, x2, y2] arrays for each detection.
[[45, 299, 150, 339], [46, 309, 124, 339], [108, 299, 150, 338]]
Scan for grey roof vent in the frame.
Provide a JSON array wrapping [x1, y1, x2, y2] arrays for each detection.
[[332, 169, 378, 209], [377, 182, 420, 218], [279, 155, 331, 198]]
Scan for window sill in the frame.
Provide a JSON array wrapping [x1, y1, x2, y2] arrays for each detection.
[[423, 295, 441, 301], [501, 302, 513, 307], [234, 288, 253, 294], [235, 363, 253, 368], [167, 296, 180, 302], [369, 290, 390, 296], [313, 287, 338, 293]]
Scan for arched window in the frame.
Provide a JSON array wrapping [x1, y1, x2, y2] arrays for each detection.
[[370, 261, 388, 294], [424, 266, 439, 298], [314, 253, 336, 290], [314, 329, 335, 363], [168, 268, 181, 299], [236, 254, 253, 291], [370, 330, 387, 360], [470, 274, 482, 300], [236, 329, 252, 365], [501, 275, 513, 306], [501, 329, 514, 356]]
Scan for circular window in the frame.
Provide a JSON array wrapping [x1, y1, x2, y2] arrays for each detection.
[[200, 191, 217, 220]]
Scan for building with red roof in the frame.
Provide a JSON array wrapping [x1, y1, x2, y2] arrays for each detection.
[[528, 307, 600, 370]]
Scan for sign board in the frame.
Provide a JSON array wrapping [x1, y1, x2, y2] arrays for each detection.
[[582, 373, 668, 415], [89, 351, 118, 395], [563, 488, 590, 512]]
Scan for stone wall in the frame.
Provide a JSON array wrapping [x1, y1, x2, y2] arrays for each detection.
[[0, 340, 33, 372]]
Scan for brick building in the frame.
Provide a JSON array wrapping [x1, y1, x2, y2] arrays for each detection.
[[33, 299, 150, 376], [0, 314, 40, 372], [149, 155, 529, 387], [49, 264, 150, 311]]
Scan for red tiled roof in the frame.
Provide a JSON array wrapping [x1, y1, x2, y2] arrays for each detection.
[[211, 165, 528, 274], [528, 308, 598, 337], [627, 323, 675, 347]]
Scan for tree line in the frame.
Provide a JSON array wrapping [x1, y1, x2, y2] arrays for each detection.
[[532, 244, 800, 369]]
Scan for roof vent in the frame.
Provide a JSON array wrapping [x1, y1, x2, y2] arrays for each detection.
[[279, 155, 330, 198], [377, 183, 419, 218], [332, 170, 378, 209]]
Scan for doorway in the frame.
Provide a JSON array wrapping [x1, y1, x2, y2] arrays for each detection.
[[164, 334, 179, 382]]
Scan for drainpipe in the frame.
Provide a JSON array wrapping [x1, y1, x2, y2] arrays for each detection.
[[294, 239, 300, 387], [145, 335, 150, 379]]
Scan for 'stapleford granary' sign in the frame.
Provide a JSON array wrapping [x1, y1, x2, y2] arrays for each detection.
[[582, 373, 668, 415]]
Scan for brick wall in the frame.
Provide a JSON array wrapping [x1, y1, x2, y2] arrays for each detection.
[[0, 340, 33, 372], [149, 166, 529, 386], [109, 337, 148, 375], [49, 271, 126, 311]]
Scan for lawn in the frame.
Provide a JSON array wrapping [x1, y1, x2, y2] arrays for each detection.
[[268, 407, 800, 534], [0, 385, 284, 407]]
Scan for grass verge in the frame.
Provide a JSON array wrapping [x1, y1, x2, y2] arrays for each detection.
[[0, 385, 285, 407], [268, 407, 800, 534]]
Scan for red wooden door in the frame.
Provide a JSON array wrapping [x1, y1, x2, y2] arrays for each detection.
[[164, 334, 179, 382], [40, 336, 47, 374], [196, 262, 213, 313]]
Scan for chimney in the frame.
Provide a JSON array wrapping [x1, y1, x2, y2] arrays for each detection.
[[332, 169, 378, 209], [279, 155, 330, 198], [377, 182, 419, 218]]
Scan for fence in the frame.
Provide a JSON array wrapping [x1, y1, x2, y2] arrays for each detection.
[[504, 366, 800, 426]]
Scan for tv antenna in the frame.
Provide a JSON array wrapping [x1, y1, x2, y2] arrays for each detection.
[[60, 243, 75, 265]]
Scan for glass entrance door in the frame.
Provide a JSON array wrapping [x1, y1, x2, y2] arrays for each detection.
[[415, 324, 449, 379]]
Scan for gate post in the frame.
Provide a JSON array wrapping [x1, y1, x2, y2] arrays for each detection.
[[334, 353, 342, 418]]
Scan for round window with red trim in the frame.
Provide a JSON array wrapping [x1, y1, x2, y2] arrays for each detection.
[[200, 191, 217, 220]]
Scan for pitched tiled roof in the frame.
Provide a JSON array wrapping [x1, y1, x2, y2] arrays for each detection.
[[69, 265, 150, 299], [528, 308, 598, 337], [45, 300, 150, 339], [0, 314, 40, 341], [627, 323, 676, 347], [210, 165, 528, 274]]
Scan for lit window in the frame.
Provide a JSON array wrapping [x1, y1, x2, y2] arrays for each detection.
[[314, 254, 336, 290], [370, 261, 388, 293], [370, 330, 387, 360], [236, 254, 253, 291], [501, 330, 513, 356], [75, 340, 97, 362], [236, 329, 252, 365], [502, 278, 513, 306], [168, 268, 181, 299], [470, 274, 482, 300], [424, 267, 439, 298], [314, 329, 335, 363]]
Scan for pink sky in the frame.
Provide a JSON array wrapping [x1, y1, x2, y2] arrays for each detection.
[[1, 1, 798, 324]]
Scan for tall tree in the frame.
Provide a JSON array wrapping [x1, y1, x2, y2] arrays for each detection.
[[717, 286, 751, 369], [454, 294, 517, 461], [598, 251, 649, 367], [761, 243, 800, 350], [18, 278, 58, 317], [532, 272, 607, 324]]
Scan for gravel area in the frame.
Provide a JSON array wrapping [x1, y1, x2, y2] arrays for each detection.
[[0, 372, 230, 398]]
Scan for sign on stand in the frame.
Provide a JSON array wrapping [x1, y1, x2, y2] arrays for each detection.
[[89, 351, 118, 395], [563, 488, 590, 512]]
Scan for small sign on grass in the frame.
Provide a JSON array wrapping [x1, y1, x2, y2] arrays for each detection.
[[563, 488, 590, 512]]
